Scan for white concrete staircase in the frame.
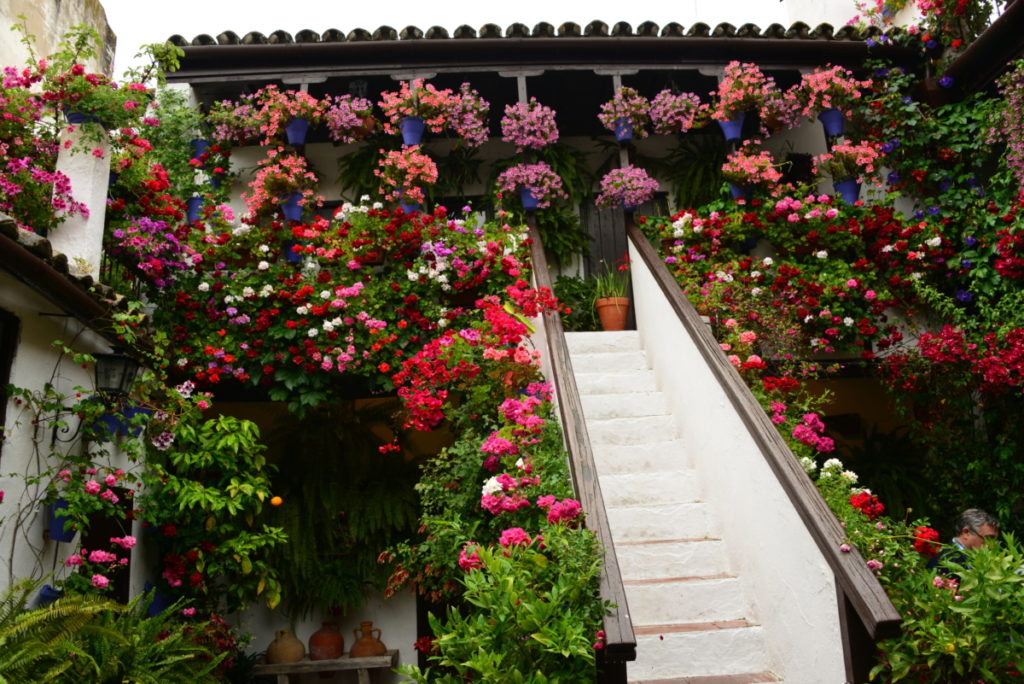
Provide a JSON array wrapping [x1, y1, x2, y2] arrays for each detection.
[[567, 331, 781, 684]]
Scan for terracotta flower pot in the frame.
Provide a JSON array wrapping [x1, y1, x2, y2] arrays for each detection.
[[595, 297, 630, 331]]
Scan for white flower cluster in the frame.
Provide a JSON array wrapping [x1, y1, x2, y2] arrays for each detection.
[[481, 476, 502, 496]]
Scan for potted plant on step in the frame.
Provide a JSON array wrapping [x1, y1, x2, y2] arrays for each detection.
[[593, 256, 631, 331]]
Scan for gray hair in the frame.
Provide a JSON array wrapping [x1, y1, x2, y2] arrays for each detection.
[[954, 508, 999, 536]]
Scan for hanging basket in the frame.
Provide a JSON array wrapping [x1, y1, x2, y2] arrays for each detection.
[[285, 118, 311, 146], [614, 118, 634, 142], [817, 108, 845, 138], [717, 111, 747, 142], [399, 116, 426, 146]]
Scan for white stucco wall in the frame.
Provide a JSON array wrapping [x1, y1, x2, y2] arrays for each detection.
[[0, 0, 114, 75], [0, 271, 125, 592], [628, 242, 846, 683]]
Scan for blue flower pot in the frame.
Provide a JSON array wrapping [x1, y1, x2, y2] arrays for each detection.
[[614, 117, 634, 142], [717, 112, 747, 142], [519, 186, 540, 211], [620, 201, 639, 213], [285, 118, 310, 146], [399, 116, 426, 146], [62, 107, 101, 126], [283, 239, 302, 264], [36, 584, 64, 607], [144, 582, 172, 617], [186, 197, 203, 223], [47, 498, 75, 543], [190, 138, 210, 162], [280, 192, 303, 221], [818, 108, 845, 137], [728, 183, 754, 201], [399, 201, 420, 213], [122, 406, 152, 437], [834, 178, 861, 204]]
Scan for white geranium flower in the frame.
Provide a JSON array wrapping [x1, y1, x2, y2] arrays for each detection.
[[323, 321, 334, 332], [307, 328, 318, 338], [198, 282, 210, 292], [359, 194, 371, 203], [762, 257, 774, 266], [750, 270, 761, 279], [242, 287, 255, 297], [437, 318, 449, 328], [481, 476, 502, 496], [257, 261, 270, 271], [799, 457, 817, 474], [842, 470, 859, 483], [258, 244, 270, 253], [372, 202, 383, 210], [881, 244, 895, 253], [751, 287, 763, 296], [296, 306, 308, 315], [815, 250, 829, 259], [844, 317, 854, 326], [823, 458, 844, 470], [926, 236, 942, 247], [320, 290, 332, 299]]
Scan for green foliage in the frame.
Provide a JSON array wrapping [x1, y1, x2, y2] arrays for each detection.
[[592, 259, 630, 300], [398, 524, 605, 683], [139, 411, 286, 612], [553, 276, 600, 332], [263, 402, 420, 616], [642, 129, 726, 210], [534, 206, 590, 268], [0, 584, 226, 684], [872, 536, 1024, 682]]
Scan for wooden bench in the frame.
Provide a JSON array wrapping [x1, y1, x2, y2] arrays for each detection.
[[252, 650, 398, 684]]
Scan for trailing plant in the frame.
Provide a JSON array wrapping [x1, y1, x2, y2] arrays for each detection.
[[263, 402, 420, 617], [595, 165, 659, 209], [501, 99, 559, 151], [597, 86, 650, 138], [534, 206, 591, 268], [496, 162, 566, 209], [648, 90, 703, 135]]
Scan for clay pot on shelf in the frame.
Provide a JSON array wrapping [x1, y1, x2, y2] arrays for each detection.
[[267, 628, 305, 664], [350, 620, 387, 658]]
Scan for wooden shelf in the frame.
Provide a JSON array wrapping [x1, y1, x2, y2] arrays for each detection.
[[252, 649, 398, 683]]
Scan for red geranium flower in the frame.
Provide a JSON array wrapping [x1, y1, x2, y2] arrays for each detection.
[[912, 526, 941, 557], [850, 491, 885, 521]]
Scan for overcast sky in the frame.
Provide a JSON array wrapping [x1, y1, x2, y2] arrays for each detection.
[[103, 0, 831, 76]]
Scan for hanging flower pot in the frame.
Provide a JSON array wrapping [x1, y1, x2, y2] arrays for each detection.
[[398, 201, 420, 213], [143, 581, 172, 617], [595, 297, 631, 331], [283, 239, 303, 264], [285, 118, 311, 146], [729, 183, 754, 201], [400, 116, 426, 146], [620, 201, 639, 213], [190, 138, 210, 163], [62, 107, 101, 126], [834, 178, 861, 204], [185, 196, 203, 223], [614, 117, 634, 142], [280, 192, 303, 221], [519, 186, 540, 211], [36, 584, 64, 607], [717, 111, 747, 142], [817, 108, 845, 137], [46, 498, 75, 543]]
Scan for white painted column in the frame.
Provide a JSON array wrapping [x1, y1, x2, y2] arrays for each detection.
[[49, 125, 110, 278]]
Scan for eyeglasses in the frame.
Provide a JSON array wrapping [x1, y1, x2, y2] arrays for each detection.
[[970, 528, 999, 542]]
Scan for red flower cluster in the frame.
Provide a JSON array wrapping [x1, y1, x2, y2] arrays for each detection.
[[850, 490, 885, 520], [912, 525, 941, 557]]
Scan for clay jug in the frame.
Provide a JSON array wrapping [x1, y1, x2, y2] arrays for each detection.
[[309, 621, 344, 661], [267, 628, 305, 664], [350, 620, 387, 658]]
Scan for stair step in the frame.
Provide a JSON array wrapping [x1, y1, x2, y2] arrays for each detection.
[[616, 538, 729, 580], [571, 350, 649, 373], [632, 672, 780, 684], [575, 370, 659, 395], [587, 415, 680, 446], [608, 502, 710, 541], [625, 575, 747, 624], [600, 470, 701, 507], [628, 625, 773, 682], [565, 330, 641, 354], [582, 392, 670, 420], [593, 441, 690, 473]]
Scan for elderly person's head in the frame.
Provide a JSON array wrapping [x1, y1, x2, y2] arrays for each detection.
[[953, 508, 999, 550]]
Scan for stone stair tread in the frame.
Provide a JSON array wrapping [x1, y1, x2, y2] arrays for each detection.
[[631, 673, 781, 684], [629, 626, 774, 681], [593, 441, 690, 473], [565, 330, 641, 354], [571, 350, 649, 373], [600, 471, 701, 507]]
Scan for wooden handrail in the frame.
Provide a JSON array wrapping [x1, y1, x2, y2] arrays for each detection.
[[525, 223, 637, 673], [626, 221, 901, 674]]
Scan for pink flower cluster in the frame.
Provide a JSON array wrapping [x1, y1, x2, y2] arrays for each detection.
[[791, 412, 835, 452], [500, 99, 559, 151], [795, 65, 869, 117], [649, 90, 703, 134], [721, 148, 783, 186], [458, 543, 483, 571], [480, 472, 540, 515], [595, 165, 660, 209], [324, 95, 375, 144], [374, 145, 438, 202], [597, 86, 650, 138], [496, 162, 566, 208], [379, 79, 454, 134], [813, 141, 880, 182], [711, 61, 773, 121], [447, 83, 491, 148], [536, 495, 583, 525]]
